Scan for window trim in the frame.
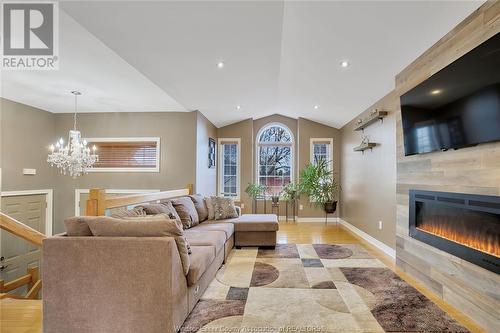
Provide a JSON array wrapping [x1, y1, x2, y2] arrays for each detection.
[[310, 138, 334, 172], [218, 138, 241, 201], [255, 122, 295, 196], [84, 137, 161, 173]]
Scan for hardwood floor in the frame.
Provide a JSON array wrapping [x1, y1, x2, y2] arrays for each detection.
[[278, 221, 485, 333], [0, 299, 42, 333], [0, 222, 484, 332]]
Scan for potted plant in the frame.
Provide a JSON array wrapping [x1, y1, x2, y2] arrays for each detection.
[[281, 182, 301, 221], [299, 158, 340, 215], [245, 183, 267, 213]]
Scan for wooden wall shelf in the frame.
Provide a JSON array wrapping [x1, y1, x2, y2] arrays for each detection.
[[353, 142, 377, 153], [354, 110, 388, 131]]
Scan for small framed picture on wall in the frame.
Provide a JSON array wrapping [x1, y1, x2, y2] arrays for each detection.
[[208, 138, 216, 168]]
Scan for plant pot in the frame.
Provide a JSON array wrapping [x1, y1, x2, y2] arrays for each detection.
[[324, 201, 337, 214]]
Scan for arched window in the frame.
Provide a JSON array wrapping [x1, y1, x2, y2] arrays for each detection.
[[256, 123, 293, 197]]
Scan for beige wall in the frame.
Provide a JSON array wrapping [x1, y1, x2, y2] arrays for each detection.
[[394, 2, 500, 331], [52, 111, 198, 233], [1, 98, 56, 192], [218, 114, 339, 218], [338, 2, 499, 330], [339, 93, 397, 248], [195, 111, 217, 196], [298, 117, 341, 218], [1, 99, 342, 225], [0, 103, 219, 234]]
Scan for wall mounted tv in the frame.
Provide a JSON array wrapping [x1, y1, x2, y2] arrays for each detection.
[[400, 33, 500, 156]]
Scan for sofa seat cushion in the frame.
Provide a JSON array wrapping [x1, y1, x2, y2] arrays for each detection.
[[190, 222, 234, 240], [219, 214, 279, 232], [184, 230, 225, 256], [187, 246, 215, 286]]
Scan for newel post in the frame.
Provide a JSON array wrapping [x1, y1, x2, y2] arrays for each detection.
[[86, 188, 106, 216], [187, 184, 194, 195]]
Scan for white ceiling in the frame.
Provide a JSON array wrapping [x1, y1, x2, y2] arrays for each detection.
[[2, 1, 483, 128], [0, 9, 185, 113]]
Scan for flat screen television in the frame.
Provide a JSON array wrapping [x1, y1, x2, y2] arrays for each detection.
[[400, 33, 500, 156]]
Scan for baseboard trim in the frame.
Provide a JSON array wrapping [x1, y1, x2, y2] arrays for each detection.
[[296, 217, 339, 223], [338, 218, 396, 259]]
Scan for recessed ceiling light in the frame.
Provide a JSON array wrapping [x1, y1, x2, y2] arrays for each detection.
[[314, 105, 319, 109], [431, 89, 442, 95], [236, 105, 241, 110], [217, 62, 225, 68], [340, 60, 350, 68]]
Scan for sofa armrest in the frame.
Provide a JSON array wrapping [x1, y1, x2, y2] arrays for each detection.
[[42, 236, 187, 333]]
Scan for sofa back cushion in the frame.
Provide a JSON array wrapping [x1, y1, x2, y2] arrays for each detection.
[[189, 194, 208, 222], [87, 215, 190, 275], [138, 201, 181, 221], [64, 216, 94, 236], [171, 197, 199, 229], [205, 197, 216, 220]]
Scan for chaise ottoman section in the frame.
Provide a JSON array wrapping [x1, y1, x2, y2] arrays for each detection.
[[230, 214, 279, 247]]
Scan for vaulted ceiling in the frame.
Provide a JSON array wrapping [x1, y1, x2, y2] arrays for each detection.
[[1, 1, 483, 128]]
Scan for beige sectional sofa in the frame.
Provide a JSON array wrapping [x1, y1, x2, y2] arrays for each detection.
[[43, 196, 278, 333]]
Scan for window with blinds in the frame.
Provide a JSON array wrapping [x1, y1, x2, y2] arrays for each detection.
[[86, 137, 160, 172]]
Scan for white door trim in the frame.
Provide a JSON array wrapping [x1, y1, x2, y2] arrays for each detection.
[[1, 189, 54, 236], [75, 189, 160, 216]]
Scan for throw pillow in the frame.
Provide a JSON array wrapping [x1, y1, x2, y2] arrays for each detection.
[[171, 196, 200, 229], [212, 196, 238, 220], [137, 201, 181, 221], [205, 196, 215, 220], [87, 215, 191, 275], [189, 194, 208, 222], [110, 206, 146, 218]]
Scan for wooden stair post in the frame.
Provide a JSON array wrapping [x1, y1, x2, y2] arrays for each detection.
[[86, 188, 106, 216], [0, 212, 45, 300], [0, 266, 42, 300]]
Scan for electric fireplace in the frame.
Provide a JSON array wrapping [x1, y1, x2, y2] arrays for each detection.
[[409, 190, 500, 274]]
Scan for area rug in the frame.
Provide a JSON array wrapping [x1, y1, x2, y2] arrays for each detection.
[[181, 244, 469, 333]]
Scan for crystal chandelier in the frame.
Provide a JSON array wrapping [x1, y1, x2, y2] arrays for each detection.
[[47, 91, 98, 178]]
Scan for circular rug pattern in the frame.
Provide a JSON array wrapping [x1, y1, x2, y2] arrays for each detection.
[[312, 244, 354, 259], [250, 262, 280, 287]]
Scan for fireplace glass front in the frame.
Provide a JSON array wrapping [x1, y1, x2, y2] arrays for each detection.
[[409, 190, 500, 274]]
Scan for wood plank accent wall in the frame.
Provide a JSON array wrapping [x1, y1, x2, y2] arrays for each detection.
[[394, 2, 500, 331]]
